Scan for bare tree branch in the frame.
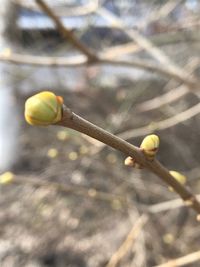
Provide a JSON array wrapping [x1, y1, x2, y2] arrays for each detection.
[[106, 215, 148, 267], [136, 58, 200, 112], [137, 86, 189, 113], [138, 0, 182, 31], [118, 102, 200, 140], [148, 194, 200, 213], [1, 51, 199, 87]]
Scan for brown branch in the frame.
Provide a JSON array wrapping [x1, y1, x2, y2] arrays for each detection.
[[55, 104, 200, 215], [35, 0, 98, 62], [154, 250, 200, 267], [106, 215, 148, 267]]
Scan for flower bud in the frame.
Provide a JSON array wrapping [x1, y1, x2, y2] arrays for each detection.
[[124, 156, 143, 169], [24, 91, 63, 126], [140, 134, 159, 160]]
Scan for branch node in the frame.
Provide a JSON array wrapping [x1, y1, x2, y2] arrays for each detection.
[[124, 156, 143, 169]]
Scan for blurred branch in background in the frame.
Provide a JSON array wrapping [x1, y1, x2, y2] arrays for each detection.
[[138, 0, 183, 31], [1, 51, 199, 87], [96, 6, 199, 89], [106, 214, 148, 267], [1, 0, 200, 89], [148, 194, 200, 214], [35, 0, 98, 62], [154, 250, 200, 267], [136, 58, 200, 112], [119, 102, 200, 140]]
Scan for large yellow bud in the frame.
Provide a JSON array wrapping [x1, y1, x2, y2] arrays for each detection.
[[24, 91, 63, 126]]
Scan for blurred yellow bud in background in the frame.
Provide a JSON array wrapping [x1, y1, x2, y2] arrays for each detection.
[[47, 148, 58, 158], [0, 172, 14, 184]]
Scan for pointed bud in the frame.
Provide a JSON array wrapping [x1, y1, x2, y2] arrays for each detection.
[[140, 134, 159, 160]]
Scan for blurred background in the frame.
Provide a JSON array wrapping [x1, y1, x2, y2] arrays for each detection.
[[0, 0, 200, 266]]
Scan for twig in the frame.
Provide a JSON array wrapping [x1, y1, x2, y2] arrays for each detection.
[[99, 58, 198, 87], [137, 86, 188, 113], [148, 194, 200, 214], [105, 214, 148, 267], [0, 53, 87, 66], [154, 250, 200, 267], [103, 30, 200, 59], [55, 104, 200, 215], [35, 0, 98, 62], [136, 59, 200, 112], [137, 0, 182, 32], [2, 52, 198, 85]]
